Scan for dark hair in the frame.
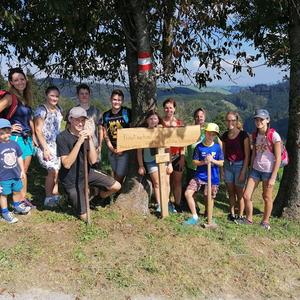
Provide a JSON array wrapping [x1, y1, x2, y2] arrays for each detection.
[[76, 83, 90, 94], [111, 89, 124, 100], [143, 110, 163, 127], [45, 85, 60, 95], [8, 67, 32, 106], [163, 98, 176, 108], [193, 107, 206, 119]]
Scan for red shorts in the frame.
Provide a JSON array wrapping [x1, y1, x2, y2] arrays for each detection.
[[186, 178, 219, 198]]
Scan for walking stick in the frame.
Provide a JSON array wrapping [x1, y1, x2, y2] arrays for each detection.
[[83, 140, 91, 225], [203, 161, 217, 229]]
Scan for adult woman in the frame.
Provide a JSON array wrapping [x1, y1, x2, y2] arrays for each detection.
[[162, 98, 184, 211], [34, 86, 63, 207], [0, 67, 37, 206], [222, 111, 250, 222]]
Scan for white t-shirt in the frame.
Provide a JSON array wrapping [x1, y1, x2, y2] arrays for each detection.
[[253, 131, 281, 173]]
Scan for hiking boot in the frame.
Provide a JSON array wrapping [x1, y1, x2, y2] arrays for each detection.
[[44, 196, 60, 208], [183, 217, 199, 226], [13, 203, 31, 215], [260, 221, 271, 230], [2, 212, 18, 224], [227, 213, 236, 222]]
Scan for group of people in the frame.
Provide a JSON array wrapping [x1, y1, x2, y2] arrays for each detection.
[[0, 68, 283, 230]]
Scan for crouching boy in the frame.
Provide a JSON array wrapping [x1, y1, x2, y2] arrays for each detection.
[[0, 119, 30, 224], [184, 123, 224, 225]]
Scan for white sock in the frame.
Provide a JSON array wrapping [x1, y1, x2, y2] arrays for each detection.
[[192, 214, 198, 220]]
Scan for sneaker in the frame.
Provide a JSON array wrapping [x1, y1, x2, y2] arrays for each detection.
[[227, 213, 237, 222], [168, 202, 177, 214], [44, 196, 60, 208], [236, 217, 253, 225], [23, 198, 36, 209], [260, 221, 271, 230], [2, 212, 18, 224], [234, 216, 246, 224], [13, 203, 31, 215], [183, 217, 198, 226]]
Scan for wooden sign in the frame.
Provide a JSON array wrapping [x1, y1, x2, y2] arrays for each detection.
[[117, 125, 201, 152]]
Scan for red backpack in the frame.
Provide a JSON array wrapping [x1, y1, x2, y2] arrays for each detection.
[[252, 128, 289, 167], [0, 90, 18, 119]]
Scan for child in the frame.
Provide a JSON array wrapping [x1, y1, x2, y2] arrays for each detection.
[[137, 111, 173, 213], [0, 118, 31, 223], [241, 109, 281, 230], [184, 123, 224, 225]]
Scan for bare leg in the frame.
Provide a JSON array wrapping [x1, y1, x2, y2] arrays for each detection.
[[150, 171, 160, 204], [243, 177, 260, 222], [45, 169, 59, 197], [226, 182, 237, 215], [171, 170, 183, 206], [99, 181, 121, 199], [185, 189, 197, 215], [21, 156, 32, 199], [262, 181, 274, 224], [236, 186, 245, 217]]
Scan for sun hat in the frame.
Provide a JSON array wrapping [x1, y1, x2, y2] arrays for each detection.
[[0, 118, 12, 129], [205, 123, 220, 134], [253, 109, 270, 120], [68, 107, 88, 121]]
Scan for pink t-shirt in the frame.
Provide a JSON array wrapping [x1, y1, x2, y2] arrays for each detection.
[[253, 131, 281, 173]]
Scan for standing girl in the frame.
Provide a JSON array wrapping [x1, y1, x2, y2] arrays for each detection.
[[162, 98, 184, 211], [137, 111, 173, 212], [242, 109, 281, 230], [0, 67, 37, 207], [222, 111, 250, 222], [34, 86, 63, 207]]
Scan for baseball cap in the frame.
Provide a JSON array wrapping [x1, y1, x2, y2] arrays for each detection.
[[205, 123, 220, 134], [0, 118, 12, 129], [68, 107, 88, 121], [254, 109, 270, 120]]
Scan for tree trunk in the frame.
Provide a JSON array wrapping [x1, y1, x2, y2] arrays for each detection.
[[113, 0, 157, 214], [273, 2, 300, 220]]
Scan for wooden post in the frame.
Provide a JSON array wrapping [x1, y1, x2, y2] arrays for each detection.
[[155, 148, 170, 218], [206, 161, 212, 225], [83, 141, 91, 225]]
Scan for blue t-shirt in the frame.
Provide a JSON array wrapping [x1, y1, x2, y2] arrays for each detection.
[[0, 141, 22, 181], [10, 100, 33, 133], [193, 142, 224, 185]]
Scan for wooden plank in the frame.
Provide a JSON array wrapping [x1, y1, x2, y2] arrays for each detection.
[[157, 148, 169, 218], [206, 162, 212, 225], [155, 153, 170, 164], [117, 125, 201, 152]]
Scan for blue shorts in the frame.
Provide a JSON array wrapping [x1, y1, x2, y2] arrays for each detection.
[[108, 151, 129, 177], [224, 160, 247, 187], [0, 178, 23, 195], [10, 135, 34, 159], [249, 169, 272, 181], [144, 160, 158, 174]]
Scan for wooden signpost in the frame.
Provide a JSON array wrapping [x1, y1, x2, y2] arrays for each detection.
[[117, 125, 201, 217]]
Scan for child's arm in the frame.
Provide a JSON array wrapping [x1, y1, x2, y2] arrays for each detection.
[[17, 156, 25, 179], [269, 141, 281, 186], [192, 159, 206, 167], [137, 149, 146, 176]]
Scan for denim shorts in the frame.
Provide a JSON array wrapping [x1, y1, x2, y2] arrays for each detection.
[[0, 178, 23, 195], [144, 160, 158, 174], [108, 150, 129, 177], [10, 135, 34, 159], [249, 168, 272, 181], [224, 160, 247, 187], [249, 169, 272, 181]]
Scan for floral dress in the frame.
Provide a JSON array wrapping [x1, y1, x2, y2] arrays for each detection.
[[34, 105, 63, 170]]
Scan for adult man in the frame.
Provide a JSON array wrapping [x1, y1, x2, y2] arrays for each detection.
[[102, 89, 131, 183], [57, 107, 120, 221]]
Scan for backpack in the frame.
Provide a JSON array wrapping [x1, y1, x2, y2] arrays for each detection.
[[0, 90, 18, 119], [252, 128, 289, 167]]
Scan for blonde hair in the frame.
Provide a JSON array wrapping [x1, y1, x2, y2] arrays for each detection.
[[8, 68, 32, 107], [226, 111, 243, 130]]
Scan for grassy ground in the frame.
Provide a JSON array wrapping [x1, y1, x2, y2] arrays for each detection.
[[0, 158, 299, 299]]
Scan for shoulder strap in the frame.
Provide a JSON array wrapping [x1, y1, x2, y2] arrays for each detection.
[[0, 90, 18, 119], [266, 128, 276, 152]]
